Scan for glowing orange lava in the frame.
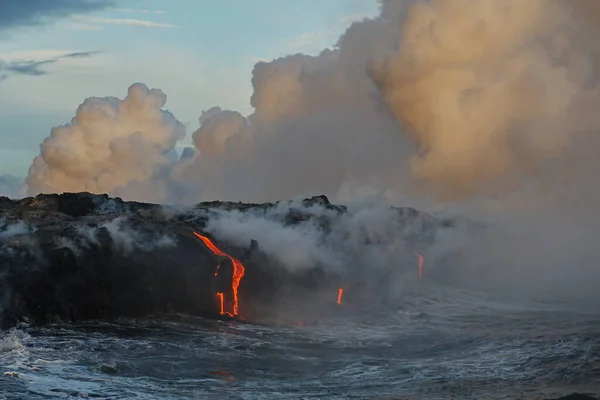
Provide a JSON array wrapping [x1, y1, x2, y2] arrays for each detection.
[[337, 288, 344, 304], [193, 232, 246, 317], [216, 292, 225, 315], [415, 252, 423, 279]]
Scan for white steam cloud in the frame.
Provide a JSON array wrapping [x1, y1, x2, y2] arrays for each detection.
[[25, 83, 185, 203], [0, 219, 31, 239], [25, 0, 600, 206], [72, 217, 177, 256], [370, 0, 600, 200], [204, 201, 429, 290], [192, 107, 247, 156]]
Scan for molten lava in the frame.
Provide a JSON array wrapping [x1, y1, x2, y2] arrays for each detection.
[[415, 252, 423, 279], [216, 292, 225, 315], [337, 288, 344, 304], [193, 232, 246, 317]]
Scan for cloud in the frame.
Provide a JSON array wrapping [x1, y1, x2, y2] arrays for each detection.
[[0, 51, 100, 81], [69, 15, 182, 29], [0, 0, 112, 31], [68, 23, 104, 31], [25, 83, 186, 203], [60, 51, 101, 59], [0, 59, 54, 77], [112, 8, 167, 15], [369, 0, 593, 200], [192, 107, 247, 155], [27, 0, 600, 209]]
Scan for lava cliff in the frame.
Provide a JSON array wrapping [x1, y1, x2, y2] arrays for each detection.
[[0, 192, 440, 329]]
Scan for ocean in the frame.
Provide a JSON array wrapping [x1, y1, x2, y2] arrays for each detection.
[[1, 282, 598, 400]]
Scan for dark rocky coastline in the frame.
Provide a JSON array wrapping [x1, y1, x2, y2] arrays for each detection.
[[0, 192, 440, 329]]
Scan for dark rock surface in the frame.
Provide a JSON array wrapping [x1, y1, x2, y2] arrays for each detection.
[[0, 192, 441, 329]]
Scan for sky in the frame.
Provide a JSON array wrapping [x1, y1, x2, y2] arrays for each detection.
[[0, 0, 379, 178]]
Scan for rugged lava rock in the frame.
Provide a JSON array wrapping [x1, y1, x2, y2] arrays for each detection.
[[0, 192, 440, 329]]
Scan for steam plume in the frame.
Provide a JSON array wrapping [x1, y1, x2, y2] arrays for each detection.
[[192, 107, 247, 156], [25, 83, 185, 203], [24, 1, 600, 206], [182, 0, 600, 205], [204, 200, 432, 301], [370, 0, 600, 200]]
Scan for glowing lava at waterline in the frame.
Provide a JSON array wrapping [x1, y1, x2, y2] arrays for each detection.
[[415, 252, 424, 279], [193, 232, 246, 317], [337, 288, 344, 304], [216, 292, 225, 315]]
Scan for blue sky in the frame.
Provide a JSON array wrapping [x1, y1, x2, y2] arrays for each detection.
[[0, 0, 379, 177]]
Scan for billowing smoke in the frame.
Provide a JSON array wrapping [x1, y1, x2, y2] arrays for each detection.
[[177, 51, 410, 203], [0, 219, 30, 239], [205, 202, 421, 273], [72, 217, 177, 256], [24, 1, 600, 206], [192, 107, 247, 156], [20, 0, 600, 301], [25, 83, 185, 203], [183, 0, 600, 204], [203, 200, 432, 301], [205, 205, 347, 273], [370, 0, 600, 200]]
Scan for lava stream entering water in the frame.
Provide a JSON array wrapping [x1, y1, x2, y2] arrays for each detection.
[[216, 292, 225, 314], [415, 252, 423, 279], [337, 288, 344, 304], [193, 232, 246, 317]]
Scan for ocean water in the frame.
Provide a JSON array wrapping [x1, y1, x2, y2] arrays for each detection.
[[1, 283, 599, 400]]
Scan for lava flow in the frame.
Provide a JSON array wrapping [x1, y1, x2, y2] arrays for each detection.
[[193, 232, 246, 317], [337, 288, 344, 304], [216, 292, 225, 315], [415, 252, 424, 279]]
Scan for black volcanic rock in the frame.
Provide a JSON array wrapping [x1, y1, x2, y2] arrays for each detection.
[[0, 192, 441, 329], [0, 196, 14, 209]]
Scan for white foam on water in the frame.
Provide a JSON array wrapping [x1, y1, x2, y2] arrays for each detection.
[[0, 329, 27, 354]]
